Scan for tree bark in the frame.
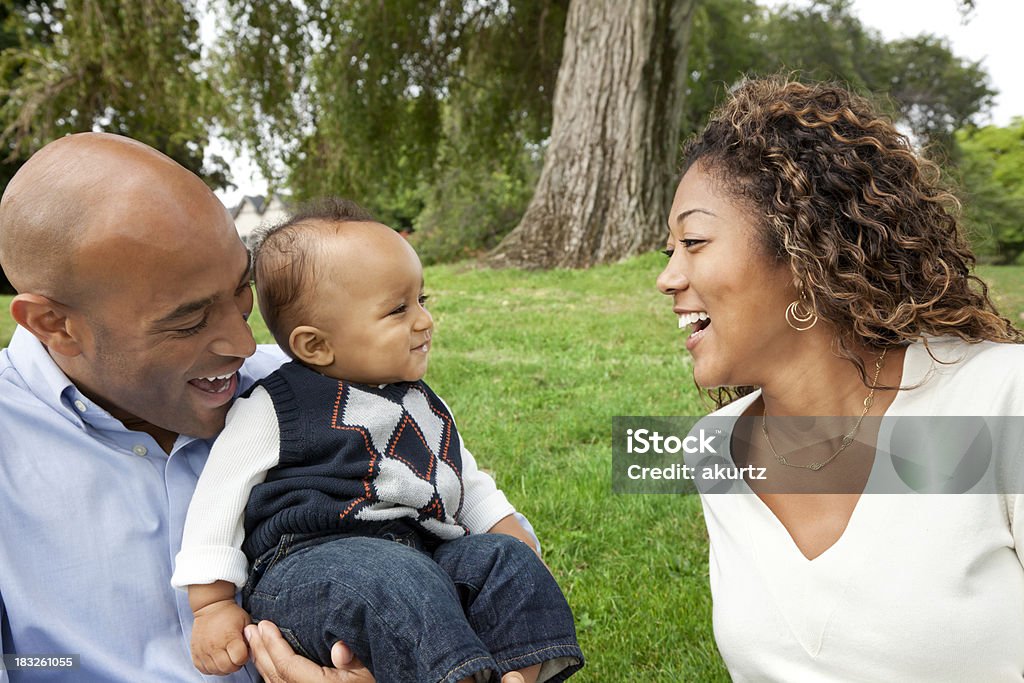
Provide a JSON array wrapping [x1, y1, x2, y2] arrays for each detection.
[[488, 0, 695, 269]]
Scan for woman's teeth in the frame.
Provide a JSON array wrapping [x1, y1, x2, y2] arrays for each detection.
[[678, 311, 709, 329]]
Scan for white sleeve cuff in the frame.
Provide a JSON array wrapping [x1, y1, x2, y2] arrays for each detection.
[[460, 490, 517, 535], [171, 545, 250, 590]]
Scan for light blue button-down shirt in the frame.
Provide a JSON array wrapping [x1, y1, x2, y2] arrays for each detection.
[[0, 326, 286, 682]]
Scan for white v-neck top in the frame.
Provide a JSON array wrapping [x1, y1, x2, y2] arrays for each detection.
[[697, 339, 1024, 681]]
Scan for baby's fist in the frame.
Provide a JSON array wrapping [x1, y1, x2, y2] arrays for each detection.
[[191, 600, 252, 675]]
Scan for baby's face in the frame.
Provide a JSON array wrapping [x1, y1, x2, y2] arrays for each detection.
[[304, 226, 432, 385]]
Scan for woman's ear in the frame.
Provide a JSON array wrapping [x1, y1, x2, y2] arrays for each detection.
[[9, 294, 84, 357], [289, 325, 335, 367]]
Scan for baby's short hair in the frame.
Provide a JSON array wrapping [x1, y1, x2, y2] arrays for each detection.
[[252, 197, 374, 354]]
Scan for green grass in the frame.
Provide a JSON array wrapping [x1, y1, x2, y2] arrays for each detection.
[[2, 255, 1022, 681], [976, 264, 1024, 328]]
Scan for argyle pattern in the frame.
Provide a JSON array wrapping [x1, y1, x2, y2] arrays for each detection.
[[336, 381, 467, 539], [241, 362, 468, 561]]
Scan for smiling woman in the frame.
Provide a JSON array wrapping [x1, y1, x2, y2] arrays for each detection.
[[661, 76, 1024, 682], [658, 165, 795, 390]]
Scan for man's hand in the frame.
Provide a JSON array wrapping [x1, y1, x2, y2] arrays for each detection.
[[244, 620, 375, 683], [190, 599, 251, 675]]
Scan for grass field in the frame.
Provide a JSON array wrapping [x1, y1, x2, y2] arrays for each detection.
[[1, 254, 1022, 681]]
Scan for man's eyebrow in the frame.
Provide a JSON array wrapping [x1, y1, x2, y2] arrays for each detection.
[[152, 297, 215, 326], [154, 252, 251, 327]]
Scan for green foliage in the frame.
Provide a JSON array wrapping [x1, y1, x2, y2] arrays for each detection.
[[0, 0, 998, 269], [0, 0, 228, 185], [214, 0, 565, 220], [411, 117, 542, 264], [884, 34, 995, 155], [210, 0, 996, 263], [956, 119, 1024, 264], [684, 0, 995, 158], [684, 0, 762, 138], [757, 0, 891, 89]]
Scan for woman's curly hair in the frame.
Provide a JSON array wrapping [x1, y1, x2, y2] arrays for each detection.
[[682, 76, 1022, 407]]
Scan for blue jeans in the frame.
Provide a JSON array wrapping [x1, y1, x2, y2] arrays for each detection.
[[242, 529, 584, 683]]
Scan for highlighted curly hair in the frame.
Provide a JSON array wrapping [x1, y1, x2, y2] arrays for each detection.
[[682, 76, 1022, 406]]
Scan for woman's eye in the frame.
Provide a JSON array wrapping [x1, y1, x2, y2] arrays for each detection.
[[662, 249, 674, 259], [681, 239, 705, 249]]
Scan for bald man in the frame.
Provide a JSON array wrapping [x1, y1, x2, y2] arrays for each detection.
[[0, 134, 371, 682]]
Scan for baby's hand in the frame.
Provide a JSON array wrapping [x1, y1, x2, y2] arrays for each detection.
[[191, 599, 252, 675]]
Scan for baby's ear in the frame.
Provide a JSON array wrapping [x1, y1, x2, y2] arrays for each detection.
[[289, 325, 335, 367]]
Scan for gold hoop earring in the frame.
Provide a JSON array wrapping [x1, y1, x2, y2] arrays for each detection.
[[785, 298, 817, 331]]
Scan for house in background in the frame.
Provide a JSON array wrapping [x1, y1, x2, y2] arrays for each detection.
[[231, 194, 289, 247]]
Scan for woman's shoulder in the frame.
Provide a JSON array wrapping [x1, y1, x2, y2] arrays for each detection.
[[900, 338, 1024, 414], [911, 338, 1024, 376]]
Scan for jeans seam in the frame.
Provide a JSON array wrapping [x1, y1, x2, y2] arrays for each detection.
[[277, 626, 314, 661], [493, 643, 583, 671], [441, 654, 494, 683], [244, 534, 295, 601], [273, 535, 294, 563]]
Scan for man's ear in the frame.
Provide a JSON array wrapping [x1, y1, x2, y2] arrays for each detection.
[[9, 294, 84, 357], [289, 325, 335, 368]]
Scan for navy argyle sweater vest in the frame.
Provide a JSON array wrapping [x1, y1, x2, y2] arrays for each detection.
[[241, 361, 468, 561]]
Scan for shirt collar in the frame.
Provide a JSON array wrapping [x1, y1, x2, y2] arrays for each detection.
[[7, 325, 134, 432], [8, 326, 79, 410]]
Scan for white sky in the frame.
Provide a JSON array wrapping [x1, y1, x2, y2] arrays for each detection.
[[214, 0, 1023, 205]]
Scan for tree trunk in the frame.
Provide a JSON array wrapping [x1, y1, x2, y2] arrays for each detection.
[[488, 0, 695, 269]]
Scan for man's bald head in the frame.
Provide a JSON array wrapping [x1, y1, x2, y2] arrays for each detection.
[[0, 133, 226, 304]]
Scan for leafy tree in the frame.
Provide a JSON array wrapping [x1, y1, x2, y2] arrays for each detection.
[[410, 1, 566, 258], [883, 34, 995, 156], [215, 0, 566, 232], [213, 0, 996, 269], [0, 0, 228, 185], [488, 0, 994, 267], [683, 0, 761, 138], [756, 0, 890, 92], [956, 119, 1024, 264], [741, 0, 994, 157]]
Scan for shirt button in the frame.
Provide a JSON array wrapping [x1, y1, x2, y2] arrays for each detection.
[[74, 400, 87, 412], [132, 445, 148, 457]]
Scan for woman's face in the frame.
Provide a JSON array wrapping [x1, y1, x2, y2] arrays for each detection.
[[656, 164, 797, 389]]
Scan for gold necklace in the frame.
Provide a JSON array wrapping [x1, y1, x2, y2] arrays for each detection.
[[761, 348, 887, 472]]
